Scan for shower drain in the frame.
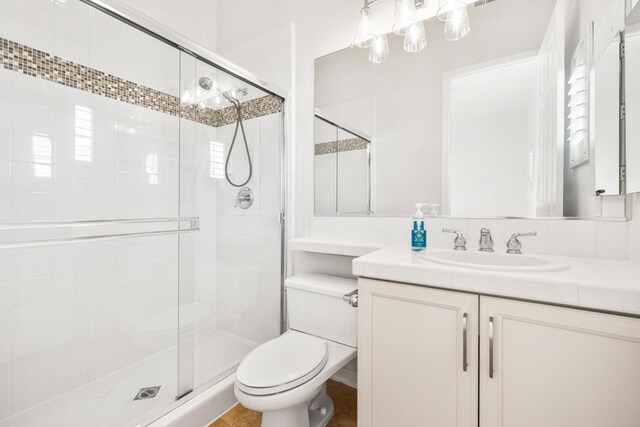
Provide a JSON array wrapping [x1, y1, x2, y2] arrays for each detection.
[[134, 386, 161, 401]]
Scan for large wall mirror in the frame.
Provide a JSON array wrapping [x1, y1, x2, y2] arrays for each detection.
[[314, 0, 630, 218]]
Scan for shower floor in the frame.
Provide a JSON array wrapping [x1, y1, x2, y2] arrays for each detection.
[[0, 329, 258, 427]]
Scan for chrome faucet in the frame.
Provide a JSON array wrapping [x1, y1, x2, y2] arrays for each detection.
[[442, 228, 467, 251], [234, 187, 253, 209], [506, 232, 537, 254], [478, 228, 494, 252]]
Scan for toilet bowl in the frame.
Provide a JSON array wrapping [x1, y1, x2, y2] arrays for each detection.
[[234, 274, 358, 427]]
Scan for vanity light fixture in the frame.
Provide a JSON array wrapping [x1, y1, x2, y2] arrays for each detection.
[[354, 2, 376, 48], [436, 0, 465, 20], [392, 0, 417, 35], [443, 5, 471, 41], [353, 0, 471, 63], [369, 34, 390, 63], [403, 21, 427, 52]]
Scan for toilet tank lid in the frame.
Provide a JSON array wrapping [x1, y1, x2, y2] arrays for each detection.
[[285, 274, 357, 298]]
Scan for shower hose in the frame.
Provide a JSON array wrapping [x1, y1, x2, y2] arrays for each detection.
[[224, 96, 253, 188]]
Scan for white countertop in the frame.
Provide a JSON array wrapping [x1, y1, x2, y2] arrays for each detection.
[[353, 245, 640, 316]]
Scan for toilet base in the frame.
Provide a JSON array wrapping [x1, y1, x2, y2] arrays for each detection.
[[260, 384, 335, 427]]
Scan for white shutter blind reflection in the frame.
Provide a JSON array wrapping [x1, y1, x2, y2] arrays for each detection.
[[568, 56, 588, 167]]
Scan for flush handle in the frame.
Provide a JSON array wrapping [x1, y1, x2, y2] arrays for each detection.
[[342, 290, 358, 307]]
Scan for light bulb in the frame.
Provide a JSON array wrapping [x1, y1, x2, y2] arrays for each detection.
[[392, 0, 417, 35], [403, 21, 427, 53], [436, 0, 466, 21], [354, 6, 375, 48], [444, 6, 470, 41], [368, 34, 389, 64]]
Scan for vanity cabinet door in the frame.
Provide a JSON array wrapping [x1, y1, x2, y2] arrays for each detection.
[[480, 297, 640, 427], [358, 278, 478, 427]]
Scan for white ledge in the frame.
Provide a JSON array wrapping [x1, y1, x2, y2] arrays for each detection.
[[289, 238, 384, 257]]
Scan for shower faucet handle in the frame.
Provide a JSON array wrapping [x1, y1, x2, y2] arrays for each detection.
[[234, 187, 254, 209]]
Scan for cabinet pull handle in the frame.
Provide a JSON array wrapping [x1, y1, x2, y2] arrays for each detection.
[[489, 316, 495, 379], [462, 312, 468, 372]]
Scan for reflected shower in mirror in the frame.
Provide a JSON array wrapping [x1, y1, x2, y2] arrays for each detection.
[[314, 0, 628, 218], [314, 112, 372, 215]]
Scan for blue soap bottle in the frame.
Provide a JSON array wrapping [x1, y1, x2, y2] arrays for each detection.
[[411, 203, 427, 253]]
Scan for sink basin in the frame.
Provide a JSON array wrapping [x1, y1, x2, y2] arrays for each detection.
[[418, 250, 569, 272]]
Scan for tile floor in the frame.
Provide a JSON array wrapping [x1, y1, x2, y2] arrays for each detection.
[[209, 380, 357, 427]]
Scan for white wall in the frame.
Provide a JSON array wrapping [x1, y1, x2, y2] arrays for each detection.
[[630, 194, 640, 261]]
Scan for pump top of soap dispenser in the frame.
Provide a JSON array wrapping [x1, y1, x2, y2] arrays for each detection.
[[414, 203, 427, 218]]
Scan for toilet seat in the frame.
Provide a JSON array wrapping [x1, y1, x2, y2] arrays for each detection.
[[236, 332, 329, 396]]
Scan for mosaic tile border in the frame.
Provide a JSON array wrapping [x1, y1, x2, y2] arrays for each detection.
[[0, 37, 283, 128], [315, 137, 370, 155]]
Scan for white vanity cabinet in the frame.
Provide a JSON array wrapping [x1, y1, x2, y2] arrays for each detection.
[[357, 278, 479, 427], [358, 279, 640, 427], [480, 297, 640, 427]]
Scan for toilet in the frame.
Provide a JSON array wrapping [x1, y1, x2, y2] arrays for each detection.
[[234, 274, 358, 427]]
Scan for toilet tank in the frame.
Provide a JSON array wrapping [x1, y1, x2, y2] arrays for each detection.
[[285, 274, 357, 347]]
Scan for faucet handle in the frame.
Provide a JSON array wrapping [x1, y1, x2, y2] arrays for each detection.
[[442, 228, 467, 251], [506, 232, 537, 254]]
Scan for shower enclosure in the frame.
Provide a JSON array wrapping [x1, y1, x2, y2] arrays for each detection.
[[0, 0, 286, 426]]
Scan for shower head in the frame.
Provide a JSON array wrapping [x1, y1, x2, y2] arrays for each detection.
[[197, 76, 248, 105], [198, 76, 214, 90], [221, 87, 249, 105]]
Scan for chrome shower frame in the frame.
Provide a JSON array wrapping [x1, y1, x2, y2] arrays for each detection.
[[77, 0, 289, 419]]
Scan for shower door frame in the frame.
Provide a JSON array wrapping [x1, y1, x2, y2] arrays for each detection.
[[78, 0, 289, 417]]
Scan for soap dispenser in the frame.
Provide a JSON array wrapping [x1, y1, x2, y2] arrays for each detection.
[[411, 203, 427, 253]]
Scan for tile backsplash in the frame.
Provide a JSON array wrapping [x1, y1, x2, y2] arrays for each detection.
[[309, 213, 633, 260]]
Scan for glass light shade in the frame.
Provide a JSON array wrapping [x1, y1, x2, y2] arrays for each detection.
[[392, 0, 417, 35], [354, 6, 375, 48], [368, 34, 390, 64], [403, 21, 427, 53], [437, 0, 466, 21], [444, 6, 470, 41]]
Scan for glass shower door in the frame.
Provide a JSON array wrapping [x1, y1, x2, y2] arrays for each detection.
[[178, 52, 285, 394], [0, 0, 190, 425]]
